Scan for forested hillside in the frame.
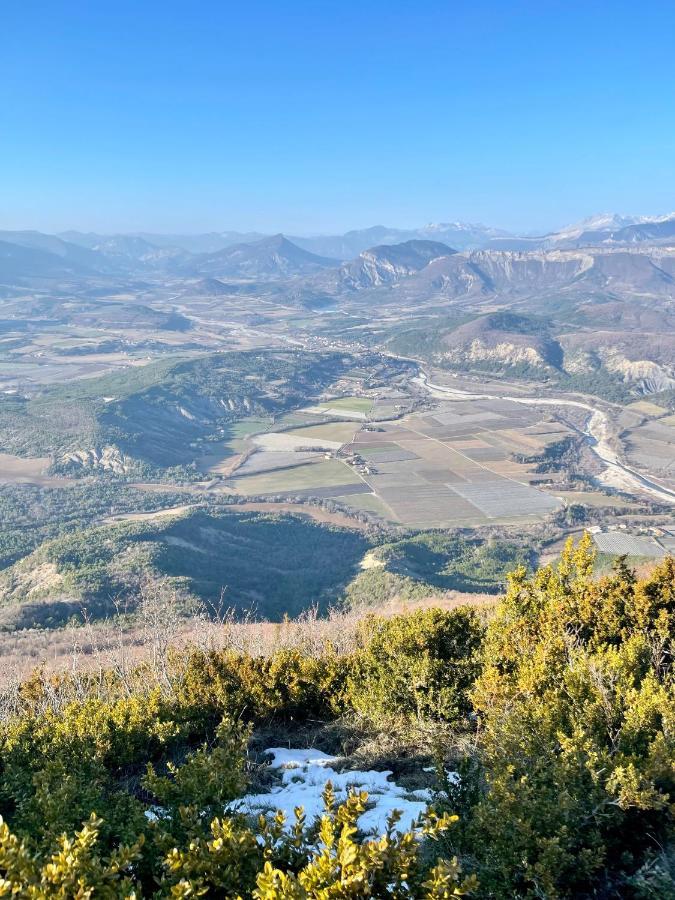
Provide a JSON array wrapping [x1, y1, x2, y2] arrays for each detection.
[[0, 511, 536, 632], [0, 508, 370, 629], [0, 351, 409, 475]]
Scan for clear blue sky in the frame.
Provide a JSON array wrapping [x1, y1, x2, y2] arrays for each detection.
[[2, 0, 674, 234]]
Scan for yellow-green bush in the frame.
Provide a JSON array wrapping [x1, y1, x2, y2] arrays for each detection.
[[0, 633, 476, 896], [457, 537, 675, 898], [0, 539, 672, 897], [172, 647, 345, 730], [0, 690, 180, 849], [345, 607, 483, 725], [0, 781, 471, 897]]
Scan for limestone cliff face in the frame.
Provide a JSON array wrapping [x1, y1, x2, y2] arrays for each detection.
[[437, 313, 562, 371], [602, 351, 675, 390], [0, 560, 65, 606], [441, 339, 548, 369]]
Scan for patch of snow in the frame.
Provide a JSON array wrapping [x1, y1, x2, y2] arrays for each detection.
[[230, 748, 436, 836]]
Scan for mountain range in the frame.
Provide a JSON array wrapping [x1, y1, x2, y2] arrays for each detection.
[[187, 234, 336, 278], [56, 211, 675, 259], [1, 213, 674, 405], [335, 239, 455, 289], [0, 212, 674, 285]]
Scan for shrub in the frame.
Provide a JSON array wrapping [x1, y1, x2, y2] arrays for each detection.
[[460, 537, 675, 898], [253, 786, 476, 899], [172, 647, 346, 730], [0, 784, 472, 898], [346, 607, 484, 726], [0, 690, 178, 849]]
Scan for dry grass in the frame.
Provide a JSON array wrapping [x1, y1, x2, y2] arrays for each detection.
[[0, 582, 495, 709], [0, 452, 71, 487]]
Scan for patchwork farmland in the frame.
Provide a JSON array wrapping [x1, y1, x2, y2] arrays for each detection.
[[619, 400, 675, 491], [220, 394, 574, 528]]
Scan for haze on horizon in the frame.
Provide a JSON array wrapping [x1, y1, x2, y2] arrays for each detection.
[[2, 0, 675, 235]]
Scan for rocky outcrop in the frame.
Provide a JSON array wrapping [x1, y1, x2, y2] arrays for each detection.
[[60, 445, 131, 474], [338, 240, 454, 289]]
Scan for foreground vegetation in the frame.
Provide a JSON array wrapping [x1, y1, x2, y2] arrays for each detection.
[[0, 537, 672, 896]]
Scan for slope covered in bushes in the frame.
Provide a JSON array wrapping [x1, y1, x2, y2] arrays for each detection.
[[0, 537, 671, 897]]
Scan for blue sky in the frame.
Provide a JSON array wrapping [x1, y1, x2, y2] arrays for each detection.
[[2, 0, 674, 234]]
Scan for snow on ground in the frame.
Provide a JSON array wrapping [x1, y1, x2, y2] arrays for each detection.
[[231, 748, 436, 836]]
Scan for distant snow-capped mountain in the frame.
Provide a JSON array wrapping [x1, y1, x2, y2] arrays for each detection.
[[293, 222, 512, 258], [553, 213, 648, 241], [545, 212, 675, 247], [417, 221, 512, 245]]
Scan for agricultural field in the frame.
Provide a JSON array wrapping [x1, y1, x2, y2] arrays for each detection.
[[219, 394, 586, 528], [229, 459, 365, 497], [553, 490, 638, 510], [196, 417, 272, 474], [623, 417, 675, 489], [625, 399, 670, 417], [301, 395, 374, 419], [592, 531, 666, 558], [346, 398, 566, 528], [0, 452, 70, 486], [231, 450, 318, 477], [285, 421, 362, 443]]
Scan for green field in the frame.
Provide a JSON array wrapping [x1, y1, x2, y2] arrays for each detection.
[[273, 411, 317, 427], [226, 417, 271, 439], [626, 400, 669, 416], [231, 459, 359, 495], [221, 417, 272, 452], [324, 396, 373, 413], [357, 443, 400, 457], [555, 490, 636, 509]]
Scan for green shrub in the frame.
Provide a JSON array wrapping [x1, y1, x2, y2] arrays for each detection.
[[172, 647, 346, 731], [1, 542, 672, 896], [253, 787, 476, 899], [0, 776, 470, 898], [459, 537, 675, 898], [346, 607, 484, 725]]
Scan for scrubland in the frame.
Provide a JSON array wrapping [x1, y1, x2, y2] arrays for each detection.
[[0, 537, 671, 897]]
